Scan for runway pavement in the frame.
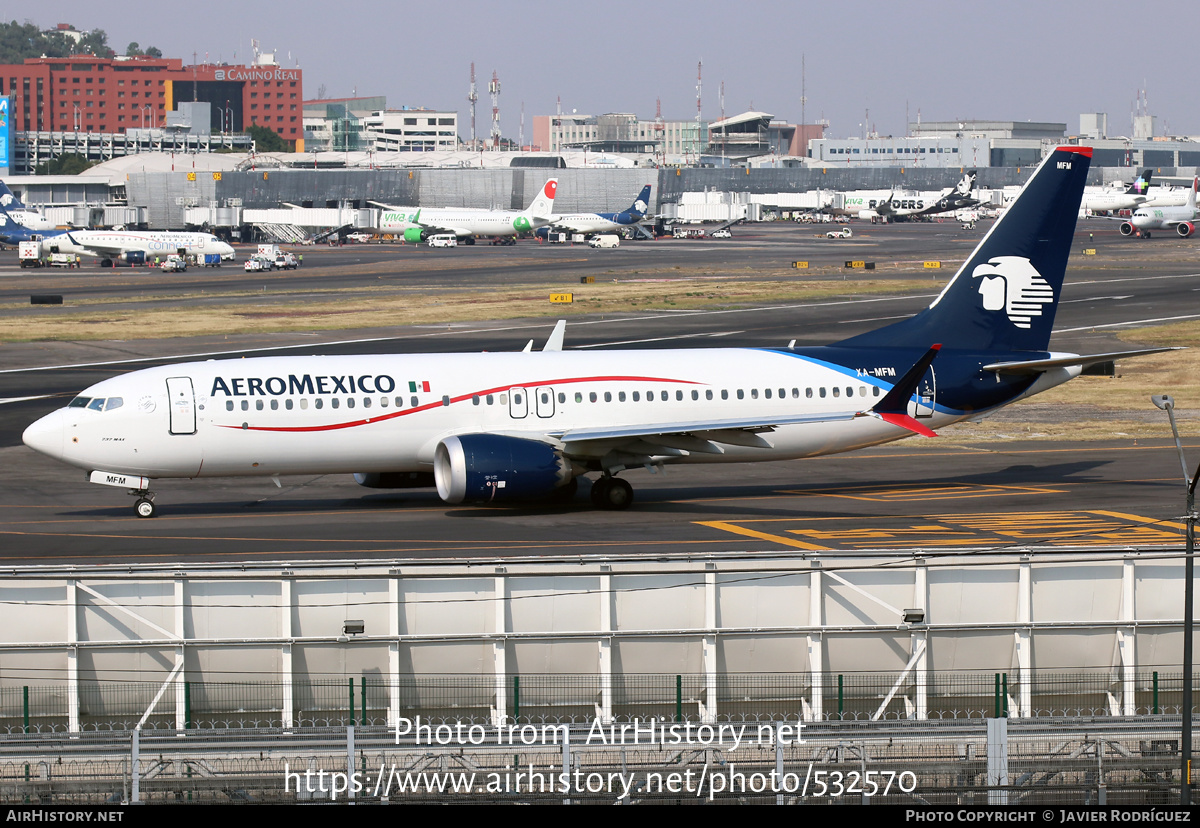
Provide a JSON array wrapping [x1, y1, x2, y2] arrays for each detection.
[[0, 220, 1197, 566]]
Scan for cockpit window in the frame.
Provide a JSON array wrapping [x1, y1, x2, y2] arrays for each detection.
[[105, 397, 123, 411], [68, 397, 92, 408], [87, 398, 105, 411]]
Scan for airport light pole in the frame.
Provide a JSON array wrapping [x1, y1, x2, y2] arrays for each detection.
[[1151, 393, 1199, 805]]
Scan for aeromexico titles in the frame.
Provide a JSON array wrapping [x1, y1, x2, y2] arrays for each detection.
[[23, 145, 1177, 517]]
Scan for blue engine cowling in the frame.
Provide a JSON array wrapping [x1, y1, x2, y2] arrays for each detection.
[[122, 251, 146, 265], [434, 434, 573, 503]]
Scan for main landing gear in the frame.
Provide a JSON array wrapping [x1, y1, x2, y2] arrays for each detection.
[[130, 488, 157, 518], [590, 475, 633, 510]]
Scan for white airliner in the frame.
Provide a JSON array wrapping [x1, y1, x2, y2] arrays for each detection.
[[840, 172, 979, 221], [40, 230, 235, 267], [543, 185, 652, 236], [22, 146, 1173, 517], [0, 181, 56, 233], [377, 179, 558, 245], [1080, 170, 1152, 215], [1119, 177, 1199, 238]]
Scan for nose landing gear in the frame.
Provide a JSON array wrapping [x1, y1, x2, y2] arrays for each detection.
[[130, 489, 157, 518]]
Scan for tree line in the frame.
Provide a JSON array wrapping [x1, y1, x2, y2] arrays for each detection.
[[0, 21, 160, 63]]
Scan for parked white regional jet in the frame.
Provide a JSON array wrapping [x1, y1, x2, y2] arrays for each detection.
[[23, 147, 1173, 517], [41, 230, 235, 267], [378, 179, 558, 244]]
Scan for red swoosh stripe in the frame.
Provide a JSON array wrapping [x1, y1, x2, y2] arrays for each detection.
[[218, 374, 702, 433]]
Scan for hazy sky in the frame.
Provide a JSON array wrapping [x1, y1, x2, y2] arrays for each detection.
[[23, 1, 1200, 139]]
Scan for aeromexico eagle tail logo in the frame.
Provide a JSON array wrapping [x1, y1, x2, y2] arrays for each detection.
[[971, 256, 1054, 329]]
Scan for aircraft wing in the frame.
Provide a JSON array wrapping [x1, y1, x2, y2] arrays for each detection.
[[415, 219, 471, 237], [555, 410, 859, 449], [62, 233, 130, 257]]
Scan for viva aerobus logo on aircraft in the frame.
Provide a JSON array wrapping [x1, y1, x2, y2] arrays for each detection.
[[972, 256, 1054, 329]]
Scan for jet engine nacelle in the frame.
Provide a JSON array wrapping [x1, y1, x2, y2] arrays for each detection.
[[1119, 222, 1136, 236], [1177, 222, 1195, 238], [121, 251, 146, 265], [433, 434, 574, 504], [403, 228, 426, 243], [353, 472, 435, 489]]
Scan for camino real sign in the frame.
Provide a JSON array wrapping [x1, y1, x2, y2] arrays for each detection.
[[0, 97, 9, 174]]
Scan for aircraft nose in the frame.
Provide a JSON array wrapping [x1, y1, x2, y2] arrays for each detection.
[[22, 409, 65, 461]]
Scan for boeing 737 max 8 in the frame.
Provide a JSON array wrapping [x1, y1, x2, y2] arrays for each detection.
[[22, 146, 1175, 517]]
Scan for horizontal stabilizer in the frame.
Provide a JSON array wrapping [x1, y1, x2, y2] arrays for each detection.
[[983, 347, 1182, 374]]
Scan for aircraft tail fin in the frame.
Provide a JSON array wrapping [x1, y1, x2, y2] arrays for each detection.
[[956, 171, 977, 195], [629, 185, 651, 218], [0, 180, 25, 211], [837, 146, 1091, 353], [1188, 176, 1198, 212], [526, 178, 558, 221], [0, 202, 29, 239], [1128, 169, 1153, 195]]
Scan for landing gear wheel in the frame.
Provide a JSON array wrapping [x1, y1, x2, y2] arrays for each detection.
[[603, 478, 633, 510], [589, 477, 611, 507], [465, 237, 475, 245], [1144, 231, 1152, 239], [591, 477, 633, 510], [135, 498, 157, 518]]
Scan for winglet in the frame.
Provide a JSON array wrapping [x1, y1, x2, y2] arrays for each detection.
[[863, 344, 943, 437], [875, 411, 938, 438], [542, 319, 567, 352]]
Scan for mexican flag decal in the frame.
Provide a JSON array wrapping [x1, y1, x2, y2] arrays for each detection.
[[408, 380, 431, 393]]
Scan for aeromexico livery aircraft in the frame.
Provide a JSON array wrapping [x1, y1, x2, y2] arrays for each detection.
[[23, 146, 1173, 517], [41, 230, 235, 266], [0, 181, 56, 233], [377, 179, 558, 244], [538, 184, 652, 236], [0, 204, 64, 245]]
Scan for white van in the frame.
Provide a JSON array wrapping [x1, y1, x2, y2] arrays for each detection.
[[428, 234, 458, 248], [588, 235, 620, 249]]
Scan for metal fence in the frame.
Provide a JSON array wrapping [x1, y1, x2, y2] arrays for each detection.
[[0, 670, 1191, 735], [0, 717, 1188, 805]]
